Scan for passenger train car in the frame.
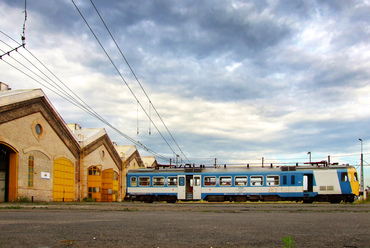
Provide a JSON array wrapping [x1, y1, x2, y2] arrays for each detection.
[[126, 165, 359, 203]]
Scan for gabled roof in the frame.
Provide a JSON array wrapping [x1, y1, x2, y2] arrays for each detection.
[[73, 128, 106, 146], [141, 156, 157, 168], [115, 145, 138, 160], [68, 125, 122, 170], [0, 88, 81, 158]]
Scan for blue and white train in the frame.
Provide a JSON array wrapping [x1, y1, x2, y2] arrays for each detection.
[[126, 165, 359, 203]]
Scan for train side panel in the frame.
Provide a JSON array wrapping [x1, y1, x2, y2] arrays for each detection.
[[126, 166, 359, 203]]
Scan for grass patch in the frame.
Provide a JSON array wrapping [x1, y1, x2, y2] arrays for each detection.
[[355, 197, 370, 204], [0, 206, 22, 209], [18, 196, 29, 203]]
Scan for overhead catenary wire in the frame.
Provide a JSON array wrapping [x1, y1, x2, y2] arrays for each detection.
[[86, 0, 191, 164], [71, 0, 185, 162], [0, 0, 27, 59], [0, 34, 170, 161]]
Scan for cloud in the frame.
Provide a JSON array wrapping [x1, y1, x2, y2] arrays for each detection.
[[1, 0, 370, 187]]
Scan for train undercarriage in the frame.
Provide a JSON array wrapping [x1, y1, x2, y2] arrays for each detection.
[[128, 194, 355, 204]]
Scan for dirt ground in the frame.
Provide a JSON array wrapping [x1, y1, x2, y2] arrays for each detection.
[[0, 202, 369, 247]]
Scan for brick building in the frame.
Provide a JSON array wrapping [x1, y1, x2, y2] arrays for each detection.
[[0, 83, 148, 202]]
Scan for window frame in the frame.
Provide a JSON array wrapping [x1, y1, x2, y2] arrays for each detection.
[[204, 176, 217, 186], [28, 155, 34, 188], [167, 176, 177, 186], [139, 176, 151, 186], [88, 166, 101, 176], [234, 176, 248, 186], [291, 175, 296, 185], [153, 176, 165, 186], [250, 175, 264, 186], [130, 177, 137, 187], [282, 175, 287, 185], [219, 176, 232, 186], [266, 175, 280, 186]]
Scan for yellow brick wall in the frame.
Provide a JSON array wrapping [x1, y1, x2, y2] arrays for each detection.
[[0, 112, 76, 202]]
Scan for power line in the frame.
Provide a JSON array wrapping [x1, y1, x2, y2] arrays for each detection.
[[88, 0, 190, 164], [71, 0, 186, 162], [0, 34, 170, 161], [0, 0, 27, 59]]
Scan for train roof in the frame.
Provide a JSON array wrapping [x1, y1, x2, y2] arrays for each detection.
[[127, 165, 355, 174]]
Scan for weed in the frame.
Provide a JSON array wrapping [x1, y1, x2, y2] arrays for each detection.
[[18, 196, 29, 203], [282, 235, 295, 248], [83, 197, 96, 202], [0, 206, 22, 209], [355, 197, 370, 204], [120, 207, 138, 212]]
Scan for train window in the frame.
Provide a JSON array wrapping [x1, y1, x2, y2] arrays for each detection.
[[235, 176, 248, 186], [204, 176, 216, 186], [131, 177, 137, 187], [282, 176, 287, 185], [266, 175, 279, 186], [354, 172, 358, 182], [341, 173, 348, 182], [194, 176, 201, 186], [179, 177, 185, 186], [167, 177, 177, 186], [291, 175, 296, 185], [250, 176, 264, 186], [219, 177, 232, 186], [153, 177, 165, 186], [139, 177, 150, 186]]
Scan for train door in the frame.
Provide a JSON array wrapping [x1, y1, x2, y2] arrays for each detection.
[[177, 175, 202, 200], [192, 175, 202, 200], [303, 174, 313, 192], [177, 175, 186, 200]]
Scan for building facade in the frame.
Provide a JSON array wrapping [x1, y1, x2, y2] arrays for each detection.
[[0, 83, 152, 202]]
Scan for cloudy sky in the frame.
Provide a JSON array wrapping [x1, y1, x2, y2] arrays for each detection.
[[1, 0, 369, 183]]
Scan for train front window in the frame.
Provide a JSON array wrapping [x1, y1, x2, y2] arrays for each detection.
[[131, 177, 137, 187], [354, 172, 358, 182], [266, 175, 279, 186], [153, 177, 165, 186], [204, 176, 216, 186], [220, 176, 232, 186], [251, 176, 263, 186], [235, 176, 248, 186], [139, 177, 150, 186], [167, 177, 177, 186], [341, 173, 348, 182]]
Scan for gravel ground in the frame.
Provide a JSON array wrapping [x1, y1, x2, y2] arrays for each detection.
[[0, 202, 369, 248]]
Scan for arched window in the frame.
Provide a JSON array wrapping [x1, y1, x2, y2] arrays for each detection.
[[88, 166, 100, 175], [28, 156, 34, 188]]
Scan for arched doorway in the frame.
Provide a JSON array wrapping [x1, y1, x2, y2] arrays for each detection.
[[0, 143, 18, 202]]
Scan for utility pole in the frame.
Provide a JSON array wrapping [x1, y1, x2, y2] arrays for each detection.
[[214, 158, 217, 168], [359, 139, 365, 199], [307, 152, 311, 165]]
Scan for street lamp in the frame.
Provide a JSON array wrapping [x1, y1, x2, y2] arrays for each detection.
[[359, 139, 364, 198], [307, 151, 311, 165]]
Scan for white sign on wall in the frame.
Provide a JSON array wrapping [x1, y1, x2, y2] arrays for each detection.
[[41, 172, 50, 179]]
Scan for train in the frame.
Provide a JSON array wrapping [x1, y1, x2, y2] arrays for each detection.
[[126, 164, 359, 203]]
